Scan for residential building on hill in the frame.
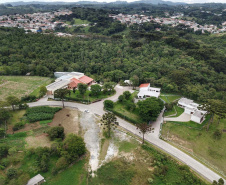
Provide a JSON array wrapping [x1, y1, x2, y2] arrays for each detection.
[[46, 72, 94, 97], [177, 98, 207, 124], [27, 174, 45, 185], [137, 83, 161, 98]]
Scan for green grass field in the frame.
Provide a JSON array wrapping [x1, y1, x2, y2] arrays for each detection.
[[160, 94, 181, 103], [0, 76, 52, 100], [164, 105, 184, 117], [161, 117, 226, 176], [45, 158, 87, 185], [66, 90, 114, 102], [66, 18, 90, 25]]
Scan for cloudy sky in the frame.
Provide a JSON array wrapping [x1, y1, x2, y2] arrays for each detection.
[[1, 0, 226, 4]]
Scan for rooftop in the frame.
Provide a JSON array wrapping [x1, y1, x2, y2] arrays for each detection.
[[139, 83, 150, 88], [27, 174, 45, 185], [79, 75, 93, 84]]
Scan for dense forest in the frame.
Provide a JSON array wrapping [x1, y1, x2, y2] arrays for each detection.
[[0, 23, 225, 102]]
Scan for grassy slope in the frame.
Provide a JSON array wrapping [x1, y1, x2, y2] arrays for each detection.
[[0, 76, 52, 100], [45, 158, 87, 185], [161, 117, 226, 175]]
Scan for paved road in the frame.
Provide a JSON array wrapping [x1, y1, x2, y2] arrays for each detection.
[[28, 85, 225, 184]]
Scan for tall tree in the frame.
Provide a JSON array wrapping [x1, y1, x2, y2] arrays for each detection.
[[54, 89, 69, 108], [78, 83, 88, 97], [137, 97, 164, 122], [6, 96, 20, 111], [136, 123, 154, 144], [91, 84, 102, 96], [39, 85, 47, 97], [101, 112, 118, 138], [0, 109, 10, 138], [130, 75, 139, 90]]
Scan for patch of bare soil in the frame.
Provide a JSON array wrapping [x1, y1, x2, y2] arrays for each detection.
[[26, 133, 51, 148], [7, 122, 42, 134], [49, 108, 80, 135], [168, 135, 194, 153]]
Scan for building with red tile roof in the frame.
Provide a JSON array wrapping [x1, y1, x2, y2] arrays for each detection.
[[79, 75, 94, 85], [139, 83, 150, 88]]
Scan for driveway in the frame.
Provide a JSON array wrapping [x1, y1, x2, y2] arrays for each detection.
[[28, 86, 225, 184], [164, 113, 191, 122]]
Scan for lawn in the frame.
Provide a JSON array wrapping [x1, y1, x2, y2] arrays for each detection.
[[0, 76, 52, 100], [164, 105, 184, 117], [66, 90, 115, 103], [161, 117, 226, 176], [113, 103, 142, 123], [45, 158, 87, 185], [160, 94, 181, 103]]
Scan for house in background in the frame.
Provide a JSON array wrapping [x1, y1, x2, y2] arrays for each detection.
[[177, 98, 207, 124], [27, 174, 45, 185], [137, 83, 161, 99], [46, 72, 94, 98]]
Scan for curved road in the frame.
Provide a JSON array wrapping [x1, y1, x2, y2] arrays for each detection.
[[28, 85, 225, 184]]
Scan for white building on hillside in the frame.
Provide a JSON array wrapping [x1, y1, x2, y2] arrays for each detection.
[[27, 174, 45, 185], [137, 83, 161, 99], [178, 98, 207, 124]]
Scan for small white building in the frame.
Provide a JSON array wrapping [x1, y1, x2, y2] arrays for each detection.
[[27, 174, 45, 185], [137, 83, 160, 98], [178, 98, 207, 124]]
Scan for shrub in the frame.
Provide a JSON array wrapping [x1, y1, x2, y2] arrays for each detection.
[[104, 100, 114, 109], [7, 168, 17, 179], [47, 126, 65, 140], [126, 102, 136, 111], [19, 103, 29, 110], [21, 95, 36, 102], [213, 129, 222, 140], [0, 144, 8, 158], [165, 103, 173, 111], [118, 95, 125, 102], [52, 157, 68, 175], [13, 122, 25, 131], [62, 134, 86, 163], [1, 158, 10, 169], [123, 91, 131, 100], [0, 128, 4, 138]]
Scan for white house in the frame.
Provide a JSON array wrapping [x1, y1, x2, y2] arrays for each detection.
[[178, 98, 207, 124], [137, 83, 161, 99], [27, 174, 45, 185]]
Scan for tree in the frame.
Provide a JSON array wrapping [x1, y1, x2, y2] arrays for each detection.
[[0, 109, 10, 138], [104, 100, 114, 109], [6, 168, 17, 179], [218, 178, 224, 185], [0, 144, 8, 157], [130, 75, 139, 90], [136, 123, 154, 144], [78, 83, 88, 97], [54, 88, 70, 108], [47, 126, 65, 140], [91, 84, 102, 96], [123, 91, 131, 100], [118, 95, 125, 102], [103, 82, 116, 93], [6, 96, 20, 111], [101, 112, 118, 138], [137, 97, 164, 122], [62, 134, 86, 163], [39, 85, 47, 97]]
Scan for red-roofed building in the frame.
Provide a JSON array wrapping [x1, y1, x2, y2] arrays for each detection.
[[79, 75, 94, 85], [68, 78, 84, 89], [139, 83, 150, 88]]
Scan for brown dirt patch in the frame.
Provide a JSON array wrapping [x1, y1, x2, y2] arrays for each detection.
[[26, 133, 51, 148], [7, 122, 42, 134], [49, 108, 80, 135]]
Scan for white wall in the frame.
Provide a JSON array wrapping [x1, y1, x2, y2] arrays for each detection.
[[191, 115, 201, 124]]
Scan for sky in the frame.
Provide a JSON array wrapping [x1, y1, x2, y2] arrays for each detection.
[[0, 0, 226, 4]]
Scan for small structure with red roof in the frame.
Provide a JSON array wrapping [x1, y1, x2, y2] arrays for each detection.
[[138, 83, 161, 99]]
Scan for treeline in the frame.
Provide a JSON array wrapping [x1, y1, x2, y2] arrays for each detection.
[[0, 27, 225, 102]]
